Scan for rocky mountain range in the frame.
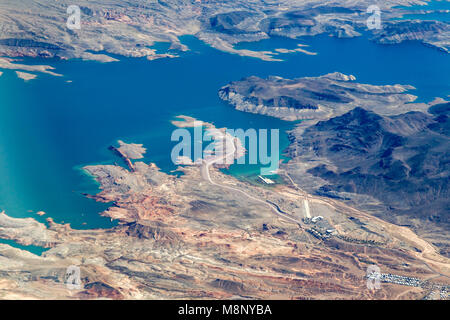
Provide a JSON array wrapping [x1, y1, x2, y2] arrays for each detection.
[[0, 0, 448, 300], [220, 73, 450, 258], [1, 138, 448, 299], [0, 0, 447, 65]]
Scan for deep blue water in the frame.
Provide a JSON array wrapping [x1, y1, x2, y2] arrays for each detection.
[[0, 33, 449, 232], [396, 0, 450, 21]]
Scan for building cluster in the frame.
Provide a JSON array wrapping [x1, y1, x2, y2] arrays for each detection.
[[258, 175, 275, 184], [377, 273, 449, 300], [304, 217, 335, 239]]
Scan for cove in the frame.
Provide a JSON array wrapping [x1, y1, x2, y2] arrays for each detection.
[[0, 33, 448, 229]]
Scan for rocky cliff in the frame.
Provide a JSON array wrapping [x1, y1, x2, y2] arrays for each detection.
[[219, 72, 423, 121]]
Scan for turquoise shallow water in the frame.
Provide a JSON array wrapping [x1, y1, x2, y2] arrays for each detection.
[[0, 33, 449, 231]]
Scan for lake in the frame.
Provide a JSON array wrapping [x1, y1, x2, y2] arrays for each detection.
[[0, 31, 449, 230]]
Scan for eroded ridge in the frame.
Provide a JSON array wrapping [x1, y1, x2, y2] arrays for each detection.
[[0, 134, 448, 299]]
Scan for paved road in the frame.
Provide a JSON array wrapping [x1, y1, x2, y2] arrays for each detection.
[[201, 135, 302, 225]]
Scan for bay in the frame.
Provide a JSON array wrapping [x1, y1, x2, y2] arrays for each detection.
[[0, 33, 448, 230]]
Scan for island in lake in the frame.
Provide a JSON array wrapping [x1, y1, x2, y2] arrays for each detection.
[[0, 0, 448, 300]]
